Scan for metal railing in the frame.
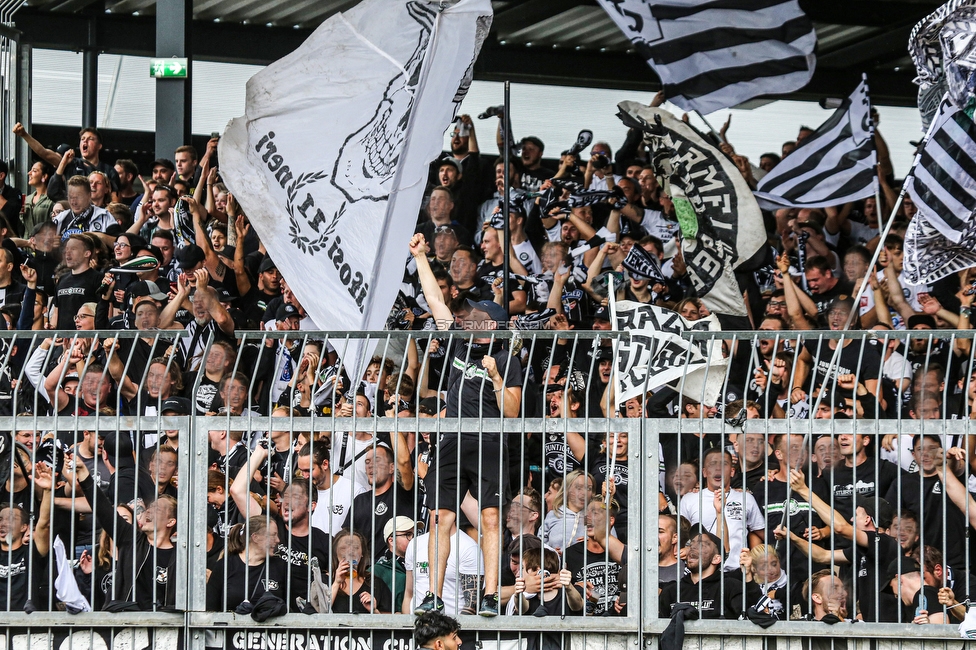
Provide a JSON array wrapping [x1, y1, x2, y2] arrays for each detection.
[[0, 329, 974, 650]]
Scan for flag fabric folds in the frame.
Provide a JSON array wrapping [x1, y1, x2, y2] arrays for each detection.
[[616, 101, 766, 318], [622, 244, 667, 284], [613, 301, 727, 408], [219, 0, 492, 356], [596, 0, 816, 114], [754, 78, 878, 210], [903, 95, 976, 285]]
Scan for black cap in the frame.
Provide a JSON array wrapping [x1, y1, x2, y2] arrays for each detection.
[[853, 497, 894, 530], [175, 244, 206, 270], [152, 158, 176, 171], [592, 305, 611, 322], [687, 524, 725, 560], [258, 257, 277, 274], [215, 288, 235, 303], [275, 303, 300, 322], [438, 157, 462, 175], [880, 558, 921, 593], [160, 397, 192, 415], [907, 314, 937, 330]]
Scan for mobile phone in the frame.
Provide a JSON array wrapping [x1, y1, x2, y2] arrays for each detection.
[[211, 131, 220, 140]]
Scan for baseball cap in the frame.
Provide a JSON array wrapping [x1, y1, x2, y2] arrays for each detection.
[[175, 244, 205, 270], [907, 314, 937, 330], [152, 158, 176, 171], [465, 299, 508, 327], [827, 296, 855, 313], [506, 534, 543, 556], [258, 257, 277, 274], [129, 280, 168, 303], [215, 288, 236, 303], [160, 397, 192, 415], [592, 305, 611, 322], [687, 524, 725, 560], [439, 158, 462, 175], [853, 496, 894, 530], [275, 303, 300, 322], [383, 516, 416, 541], [880, 557, 921, 593]]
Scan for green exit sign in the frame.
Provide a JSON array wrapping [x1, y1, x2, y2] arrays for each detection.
[[150, 58, 188, 79]]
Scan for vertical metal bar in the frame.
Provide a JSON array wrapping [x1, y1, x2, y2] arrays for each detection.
[[502, 81, 511, 299]]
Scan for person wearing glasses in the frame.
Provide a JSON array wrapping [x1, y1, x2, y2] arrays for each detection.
[[374, 516, 416, 614]]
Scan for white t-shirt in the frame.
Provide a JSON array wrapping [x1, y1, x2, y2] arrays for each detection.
[[876, 270, 929, 312], [678, 487, 764, 570], [640, 210, 680, 258], [848, 220, 880, 247], [405, 531, 483, 617], [331, 432, 376, 491], [513, 240, 542, 275], [883, 350, 913, 386], [589, 173, 623, 192], [310, 475, 367, 535]]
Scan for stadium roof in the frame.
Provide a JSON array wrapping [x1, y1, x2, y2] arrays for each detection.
[[14, 0, 941, 108]]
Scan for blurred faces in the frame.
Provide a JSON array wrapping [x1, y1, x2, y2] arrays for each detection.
[[66, 183, 92, 214]]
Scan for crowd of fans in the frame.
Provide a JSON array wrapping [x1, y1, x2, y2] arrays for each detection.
[[0, 106, 972, 630]]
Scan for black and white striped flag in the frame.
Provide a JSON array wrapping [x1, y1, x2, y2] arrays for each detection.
[[753, 78, 877, 210], [622, 244, 667, 284], [596, 0, 816, 114], [903, 96, 976, 285]]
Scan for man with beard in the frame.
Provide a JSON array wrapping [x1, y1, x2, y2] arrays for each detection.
[[440, 115, 482, 230], [229, 443, 331, 611], [659, 530, 761, 619]]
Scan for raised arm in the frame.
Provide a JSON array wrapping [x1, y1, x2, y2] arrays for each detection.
[[230, 444, 267, 518], [409, 234, 453, 329], [193, 268, 235, 336], [13, 123, 62, 167], [159, 274, 191, 329]]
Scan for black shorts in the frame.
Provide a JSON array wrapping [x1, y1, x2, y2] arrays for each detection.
[[424, 433, 509, 512]]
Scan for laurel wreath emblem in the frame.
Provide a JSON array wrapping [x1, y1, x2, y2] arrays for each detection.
[[285, 170, 342, 254]]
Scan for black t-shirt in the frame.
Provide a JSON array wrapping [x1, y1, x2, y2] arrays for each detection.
[[541, 431, 585, 487], [589, 455, 629, 542], [181, 371, 221, 414], [753, 477, 824, 579], [54, 269, 102, 330], [807, 279, 854, 315], [445, 341, 523, 419], [347, 482, 417, 562], [238, 286, 279, 328], [206, 554, 289, 611], [803, 339, 883, 392], [887, 472, 968, 569], [0, 543, 46, 612], [520, 167, 555, 193], [564, 541, 621, 616], [812, 458, 899, 522], [840, 530, 900, 622], [901, 585, 942, 624], [274, 522, 331, 610], [331, 574, 393, 614]]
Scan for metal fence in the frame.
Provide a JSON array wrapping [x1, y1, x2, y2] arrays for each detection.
[[1, 328, 976, 650]]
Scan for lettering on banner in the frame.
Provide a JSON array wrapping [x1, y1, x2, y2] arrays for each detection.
[[8, 628, 178, 650], [227, 629, 412, 650], [254, 131, 369, 312]]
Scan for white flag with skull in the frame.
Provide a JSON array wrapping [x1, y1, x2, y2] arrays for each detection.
[[219, 0, 492, 370], [614, 301, 728, 408]]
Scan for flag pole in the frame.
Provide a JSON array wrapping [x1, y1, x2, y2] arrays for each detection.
[[607, 273, 619, 508], [502, 81, 512, 312]]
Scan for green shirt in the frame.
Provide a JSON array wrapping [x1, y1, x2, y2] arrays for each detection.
[[21, 191, 53, 237]]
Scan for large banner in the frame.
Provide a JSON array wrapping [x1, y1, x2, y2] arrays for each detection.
[[616, 102, 766, 317], [220, 0, 492, 347], [614, 301, 727, 408]]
